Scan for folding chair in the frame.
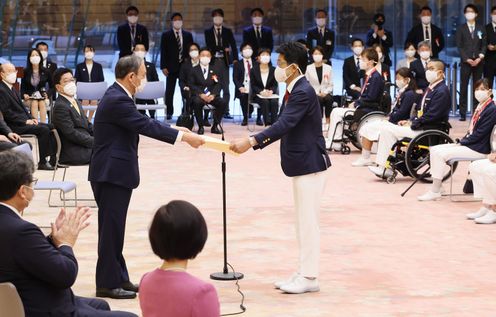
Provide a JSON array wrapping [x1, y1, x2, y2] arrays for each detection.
[[0, 283, 25, 317], [135, 81, 166, 118], [77, 82, 108, 113]]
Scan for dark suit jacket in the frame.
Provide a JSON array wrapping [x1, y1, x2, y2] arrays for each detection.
[[204, 26, 238, 66], [44, 59, 58, 99], [160, 29, 194, 73], [355, 70, 384, 110], [242, 25, 274, 53], [88, 83, 178, 189], [136, 60, 160, 105], [52, 95, 93, 165], [74, 62, 105, 83], [389, 89, 420, 124], [250, 63, 278, 96], [405, 23, 445, 58], [411, 81, 451, 130], [233, 58, 255, 99], [342, 55, 365, 96], [117, 23, 149, 58], [460, 101, 496, 154], [253, 77, 331, 177], [0, 111, 12, 136], [306, 27, 335, 63], [178, 58, 197, 93], [0, 204, 78, 316], [409, 59, 429, 90], [0, 81, 33, 127], [20, 67, 51, 97], [456, 23, 487, 62], [366, 29, 393, 66], [485, 23, 496, 64], [189, 65, 222, 97]]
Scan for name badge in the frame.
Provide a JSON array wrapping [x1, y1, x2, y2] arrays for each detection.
[[326, 40, 332, 46]]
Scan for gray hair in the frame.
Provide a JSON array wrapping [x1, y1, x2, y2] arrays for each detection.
[[115, 55, 143, 79], [417, 40, 431, 50], [0, 151, 34, 200]]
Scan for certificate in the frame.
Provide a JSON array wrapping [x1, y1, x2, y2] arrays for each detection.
[[256, 94, 279, 99], [202, 136, 239, 156]]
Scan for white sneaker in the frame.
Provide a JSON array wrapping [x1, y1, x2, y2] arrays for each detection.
[[474, 210, 496, 224], [279, 275, 320, 294], [417, 191, 442, 201], [466, 207, 489, 220], [368, 166, 393, 178], [352, 157, 375, 167], [274, 272, 299, 289], [331, 142, 342, 152]]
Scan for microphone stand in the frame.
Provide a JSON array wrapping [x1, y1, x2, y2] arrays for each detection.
[[210, 122, 244, 281]]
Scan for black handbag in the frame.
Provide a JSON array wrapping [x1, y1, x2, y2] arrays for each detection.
[[176, 96, 194, 130]]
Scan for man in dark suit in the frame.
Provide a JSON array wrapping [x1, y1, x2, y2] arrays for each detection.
[[342, 38, 365, 100], [0, 63, 56, 170], [306, 9, 335, 65], [456, 4, 486, 121], [484, 6, 496, 89], [366, 13, 393, 67], [405, 6, 445, 58], [204, 8, 238, 119], [409, 40, 432, 91], [160, 12, 194, 120], [230, 42, 330, 295], [36, 41, 58, 100], [51, 68, 93, 165], [134, 44, 160, 118], [242, 7, 274, 54], [117, 6, 149, 58], [189, 48, 227, 135], [88, 55, 204, 299], [0, 150, 137, 317]]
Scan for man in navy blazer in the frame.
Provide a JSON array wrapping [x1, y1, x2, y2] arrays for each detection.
[[0, 151, 137, 317], [230, 42, 330, 295], [117, 6, 149, 58], [306, 9, 335, 64], [88, 55, 204, 299], [242, 8, 274, 54], [405, 6, 445, 59]]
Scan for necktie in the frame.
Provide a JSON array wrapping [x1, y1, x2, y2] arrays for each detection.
[[216, 28, 222, 46], [470, 25, 474, 39], [131, 25, 136, 47], [425, 25, 430, 40], [246, 60, 251, 77], [203, 67, 207, 79], [283, 90, 290, 104], [71, 99, 81, 115], [176, 31, 182, 62], [419, 87, 431, 117], [356, 57, 360, 72], [256, 27, 261, 40]]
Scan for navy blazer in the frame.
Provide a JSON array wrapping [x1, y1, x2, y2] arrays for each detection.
[[366, 28, 393, 66], [74, 62, 105, 83], [306, 27, 335, 63], [20, 67, 51, 97], [405, 23, 445, 58], [189, 65, 222, 97], [242, 25, 274, 53], [460, 101, 496, 154], [253, 77, 330, 177], [233, 58, 254, 99], [117, 23, 149, 58], [389, 89, 419, 124], [88, 83, 178, 189], [160, 29, 194, 73], [0, 204, 78, 316], [355, 70, 384, 110], [411, 81, 451, 130], [204, 26, 238, 66], [409, 59, 429, 90], [0, 81, 33, 127]]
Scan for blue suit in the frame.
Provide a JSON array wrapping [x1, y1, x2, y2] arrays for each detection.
[[88, 82, 178, 289], [389, 89, 420, 124], [409, 59, 429, 90], [253, 77, 330, 177], [355, 70, 384, 111], [411, 81, 451, 130], [460, 101, 496, 154]]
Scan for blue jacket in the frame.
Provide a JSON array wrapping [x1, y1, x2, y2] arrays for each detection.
[[389, 89, 419, 124], [411, 81, 451, 130], [253, 77, 331, 177], [88, 83, 178, 189], [355, 70, 384, 111], [460, 101, 496, 154]]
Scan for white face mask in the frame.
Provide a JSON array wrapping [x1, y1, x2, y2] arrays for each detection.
[[4, 72, 17, 84], [173, 20, 183, 30], [242, 48, 253, 59], [132, 75, 147, 93], [475, 90, 490, 103], [316, 18, 326, 27], [359, 59, 368, 70], [134, 51, 146, 59], [396, 78, 408, 89], [85, 52, 95, 60], [30, 56, 41, 65], [260, 55, 271, 64], [40, 51, 48, 60], [189, 50, 199, 59], [492, 15, 496, 23], [353, 46, 364, 56], [63, 82, 77, 96], [405, 49, 416, 58], [465, 12, 476, 21], [200, 56, 211, 66], [274, 64, 297, 83], [425, 69, 439, 83], [421, 16, 431, 25], [128, 15, 138, 24], [213, 16, 223, 25], [252, 16, 263, 25], [312, 54, 323, 63], [419, 51, 431, 60]]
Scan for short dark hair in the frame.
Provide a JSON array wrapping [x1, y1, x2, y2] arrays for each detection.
[[350, 38, 364, 46], [126, 5, 139, 14], [404, 41, 416, 50], [211, 8, 224, 17], [115, 55, 143, 79], [171, 12, 182, 20], [464, 4, 478, 14], [372, 43, 385, 54], [240, 42, 252, 51], [362, 47, 379, 63], [492, 6, 496, 13], [84, 44, 95, 52], [35, 41, 48, 49], [474, 78, 491, 91], [53, 68, 73, 86], [188, 42, 200, 52], [149, 200, 208, 261], [276, 41, 309, 73], [258, 48, 271, 56], [315, 9, 328, 17], [310, 45, 324, 55], [420, 6, 432, 14], [396, 67, 418, 92], [199, 47, 212, 55], [0, 151, 34, 201], [373, 13, 385, 21], [251, 7, 264, 16]]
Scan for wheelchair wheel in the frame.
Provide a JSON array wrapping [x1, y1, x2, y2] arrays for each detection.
[[341, 145, 351, 155], [386, 171, 397, 184], [356, 111, 388, 151], [405, 130, 456, 183]]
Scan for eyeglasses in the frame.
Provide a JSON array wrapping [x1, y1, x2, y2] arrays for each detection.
[[29, 178, 38, 187]]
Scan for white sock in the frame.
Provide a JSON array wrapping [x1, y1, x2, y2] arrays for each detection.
[[362, 150, 371, 159], [432, 179, 442, 193]]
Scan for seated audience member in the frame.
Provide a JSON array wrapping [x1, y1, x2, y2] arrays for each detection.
[[75, 44, 105, 121], [467, 153, 496, 224], [0, 63, 57, 170], [409, 40, 432, 91], [0, 150, 137, 317], [36, 41, 58, 101], [306, 46, 333, 128], [396, 42, 417, 70], [250, 48, 279, 126], [189, 47, 226, 135], [352, 68, 420, 167], [179, 43, 201, 114], [343, 38, 365, 100], [368, 60, 451, 178], [139, 200, 220, 317], [372, 44, 391, 83], [327, 48, 384, 150], [418, 79, 496, 201], [21, 48, 51, 123], [0, 111, 25, 152], [133, 44, 159, 119], [52, 68, 94, 165]]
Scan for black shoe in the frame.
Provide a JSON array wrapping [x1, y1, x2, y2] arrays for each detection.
[[38, 162, 55, 171], [241, 119, 248, 126], [459, 115, 466, 121], [121, 281, 139, 293], [211, 125, 222, 134], [96, 287, 136, 299], [203, 120, 211, 127], [463, 179, 474, 194], [223, 113, 233, 119], [198, 127, 204, 135], [256, 119, 263, 126], [166, 115, 172, 120]]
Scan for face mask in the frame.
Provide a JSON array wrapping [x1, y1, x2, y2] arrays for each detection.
[[63, 82, 77, 96], [252, 16, 263, 25], [425, 69, 439, 83], [85, 52, 95, 60], [40, 51, 48, 60], [475, 90, 490, 103], [131, 74, 147, 93], [312, 54, 323, 63], [492, 15, 496, 24], [375, 19, 384, 26], [396, 79, 408, 89], [465, 12, 476, 21], [353, 46, 364, 56], [30, 56, 41, 65], [359, 59, 368, 70], [213, 16, 223, 25], [405, 49, 416, 58], [260, 55, 271, 64], [128, 15, 138, 24], [419, 51, 430, 60], [316, 18, 326, 27], [421, 16, 431, 24], [173, 20, 183, 29], [242, 48, 253, 59], [200, 56, 211, 66], [189, 50, 199, 59], [274, 64, 297, 83], [22, 185, 34, 208], [134, 51, 146, 59]]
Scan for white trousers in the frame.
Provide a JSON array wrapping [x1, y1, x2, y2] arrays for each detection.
[[429, 144, 486, 180], [375, 122, 422, 167], [469, 159, 496, 205], [327, 108, 355, 141], [359, 119, 388, 142], [292, 170, 327, 277]]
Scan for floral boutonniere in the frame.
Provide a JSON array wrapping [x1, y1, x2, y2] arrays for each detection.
[[211, 73, 219, 83], [477, 30, 483, 39]]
